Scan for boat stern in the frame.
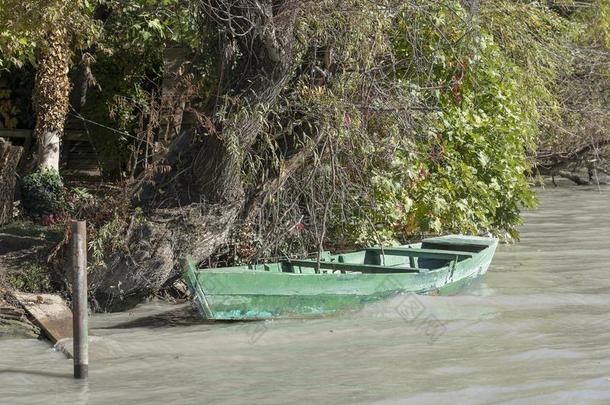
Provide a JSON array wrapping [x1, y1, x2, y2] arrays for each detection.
[[183, 256, 214, 319]]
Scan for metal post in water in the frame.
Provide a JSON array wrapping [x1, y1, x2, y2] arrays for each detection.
[[72, 220, 88, 379]]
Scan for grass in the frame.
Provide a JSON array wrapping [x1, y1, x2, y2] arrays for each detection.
[[0, 220, 63, 293], [8, 261, 53, 293], [0, 220, 64, 241]]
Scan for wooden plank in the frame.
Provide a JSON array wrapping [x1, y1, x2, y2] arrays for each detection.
[[367, 247, 474, 259], [12, 292, 73, 344], [423, 234, 495, 247], [287, 260, 421, 273], [422, 235, 494, 253]]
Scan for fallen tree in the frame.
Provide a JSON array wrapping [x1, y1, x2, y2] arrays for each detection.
[[536, 139, 610, 185]]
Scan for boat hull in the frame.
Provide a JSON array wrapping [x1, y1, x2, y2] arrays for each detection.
[[185, 235, 497, 320]]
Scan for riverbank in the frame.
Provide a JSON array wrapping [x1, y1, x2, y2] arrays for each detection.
[[1, 183, 609, 403], [0, 177, 606, 325], [0, 220, 65, 338]]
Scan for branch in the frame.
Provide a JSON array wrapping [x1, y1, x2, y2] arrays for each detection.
[[536, 138, 610, 171]]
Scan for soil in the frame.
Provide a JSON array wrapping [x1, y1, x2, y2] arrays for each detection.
[[0, 220, 63, 339]]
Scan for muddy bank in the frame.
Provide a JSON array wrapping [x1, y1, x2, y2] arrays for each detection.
[[0, 291, 40, 338]]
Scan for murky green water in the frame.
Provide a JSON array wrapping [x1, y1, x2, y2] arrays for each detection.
[[2, 184, 610, 404]]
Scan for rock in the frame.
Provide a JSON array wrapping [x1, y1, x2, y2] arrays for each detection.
[[0, 317, 40, 338], [0, 305, 40, 338], [54, 336, 125, 360]]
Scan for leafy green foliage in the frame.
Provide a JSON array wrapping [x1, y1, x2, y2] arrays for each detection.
[[317, 1, 541, 245], [9, 262, 53, 292], [100, 0, 199, 50], [573, 0, 610, 48], [21, 170, 65, 217], [397, 4, 538, 238], [4, 0, 607, 266], [0, 0, 100, 68], [73, 0, 204, 177]]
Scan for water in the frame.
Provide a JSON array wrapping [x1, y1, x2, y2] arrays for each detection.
[[2, 184, 610, 404]]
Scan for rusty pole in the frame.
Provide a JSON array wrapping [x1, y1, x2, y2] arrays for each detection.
[[71, 220, 88, 379]]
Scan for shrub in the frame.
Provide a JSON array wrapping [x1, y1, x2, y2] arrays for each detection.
[[8, 262, 53, 293], [20, 169, 65, 217]]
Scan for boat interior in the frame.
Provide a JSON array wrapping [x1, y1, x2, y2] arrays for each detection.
[[269, 240, 490, 275]]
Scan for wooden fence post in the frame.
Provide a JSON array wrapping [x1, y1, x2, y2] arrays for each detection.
[[72, 220, 88, 379]]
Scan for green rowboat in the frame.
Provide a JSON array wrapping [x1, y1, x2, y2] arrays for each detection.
[[184, 235, 498, 320]]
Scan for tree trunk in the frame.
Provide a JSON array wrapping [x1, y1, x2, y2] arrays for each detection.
[[159, 44, 190, 143], [0, 139, 23, 225], [32, 27, 71, 172], [90, 202, 242, 311], [69, 54, 93, 113]]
